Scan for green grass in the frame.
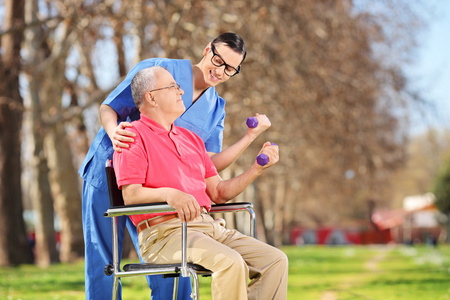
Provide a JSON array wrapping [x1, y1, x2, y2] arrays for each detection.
[[1, 245, 449, 299]]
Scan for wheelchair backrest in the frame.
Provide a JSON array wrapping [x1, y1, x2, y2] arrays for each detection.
[[105, 159, 125, 207]]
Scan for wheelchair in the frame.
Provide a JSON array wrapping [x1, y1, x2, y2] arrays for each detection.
[[103, 159, 256, 300]]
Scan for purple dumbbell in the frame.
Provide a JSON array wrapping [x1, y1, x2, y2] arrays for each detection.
[[256, 154, 269, 166], [246, 117, 258, 128], [256, 143, 277, 166]]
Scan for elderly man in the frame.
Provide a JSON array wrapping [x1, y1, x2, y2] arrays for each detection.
[[113, 66, 288, 300]]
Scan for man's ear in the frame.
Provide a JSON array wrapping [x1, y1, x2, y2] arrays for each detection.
[[145, 92, 157, 107]]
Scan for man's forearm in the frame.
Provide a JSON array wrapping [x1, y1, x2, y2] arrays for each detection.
[[122, 184, 177, 205], [208, 165, 263, 204], [122, 184, 201, 222]]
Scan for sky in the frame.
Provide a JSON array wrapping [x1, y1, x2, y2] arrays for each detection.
[[408, 1, 450, 135]]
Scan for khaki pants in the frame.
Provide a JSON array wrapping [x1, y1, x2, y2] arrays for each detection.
[[138, 214, 288, 300]]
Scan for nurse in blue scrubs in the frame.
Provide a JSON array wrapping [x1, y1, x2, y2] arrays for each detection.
[[80, 32, 271, 300]]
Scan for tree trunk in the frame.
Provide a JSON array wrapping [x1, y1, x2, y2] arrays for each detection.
[[253, 179, 268, 244], [25, 0, 59, 266], [282, 175, 299, 245], [272, 175, 286, 248], [39, 32, 85, 262], [28, 79, 59, 266], [45, 123, 84, 262], [0, 0, 34, 266]]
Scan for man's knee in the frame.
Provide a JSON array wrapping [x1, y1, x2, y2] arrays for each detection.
[[219, 250, 248, 274], [268, 247, 289, 271]]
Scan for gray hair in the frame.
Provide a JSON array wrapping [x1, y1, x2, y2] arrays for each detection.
[[131, 66, 167, 108]]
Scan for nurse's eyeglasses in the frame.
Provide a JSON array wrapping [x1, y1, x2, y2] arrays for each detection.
[[211, 44, 241, 77]]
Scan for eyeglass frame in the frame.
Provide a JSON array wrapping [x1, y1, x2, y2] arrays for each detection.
[[148, 83, 182, 93], [210, 44, 241, 77]]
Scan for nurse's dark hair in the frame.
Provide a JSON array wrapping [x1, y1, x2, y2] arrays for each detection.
[[212, 32, 247, 64]]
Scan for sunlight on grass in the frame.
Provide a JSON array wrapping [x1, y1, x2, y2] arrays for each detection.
[[1, 245, 449, 299]]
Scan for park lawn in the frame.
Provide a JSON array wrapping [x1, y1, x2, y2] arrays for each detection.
[[286, 245, 450, 300], [0, 245, 449, 300]]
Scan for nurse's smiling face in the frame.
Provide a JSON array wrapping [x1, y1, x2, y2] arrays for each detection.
[[200, 43, 244, 87]]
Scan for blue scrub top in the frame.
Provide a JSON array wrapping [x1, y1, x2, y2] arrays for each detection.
[[79, 58, 225, 191]]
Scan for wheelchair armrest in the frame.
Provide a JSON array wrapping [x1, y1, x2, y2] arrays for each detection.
[[210, 202, 255, 237], [104, 202, 253, 218], [103, 202, 176, 218], [210, 202, 253, 213]]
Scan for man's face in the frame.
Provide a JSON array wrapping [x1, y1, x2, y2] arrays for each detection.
[[152, 69, 185, 117], [201, 43, 244, 87]]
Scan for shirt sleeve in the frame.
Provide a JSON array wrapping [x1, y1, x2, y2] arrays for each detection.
[[112, 129, 148, 189]]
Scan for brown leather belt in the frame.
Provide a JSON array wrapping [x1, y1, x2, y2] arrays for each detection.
[[137, 207, 209, 234], [137, 214, 178, 234]]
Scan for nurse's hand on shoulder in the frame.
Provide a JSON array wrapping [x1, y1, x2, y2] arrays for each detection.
[[247, 113, 271, 138], [112, 122, 136, 152]]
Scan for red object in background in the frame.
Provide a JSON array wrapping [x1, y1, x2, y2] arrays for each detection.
[[27, 231, 60, 243], [27, 231, 61, 260], [291, 227, 391, 245], [360, 229, 391, 244]]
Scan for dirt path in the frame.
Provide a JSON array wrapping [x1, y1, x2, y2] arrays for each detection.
[[318, 246, 393, 300], [364, 246, 391, 271], [319, 290, 338, 300]]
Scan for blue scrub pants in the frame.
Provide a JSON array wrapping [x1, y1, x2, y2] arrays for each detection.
[[82, 181, 192, 300]]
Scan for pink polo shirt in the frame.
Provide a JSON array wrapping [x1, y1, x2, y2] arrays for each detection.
[[113, 114, 218, 226]]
